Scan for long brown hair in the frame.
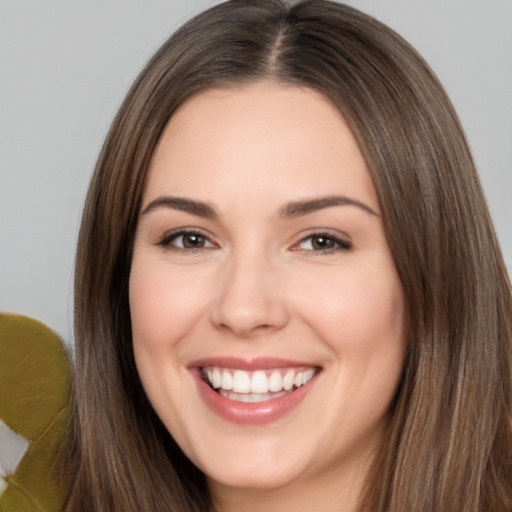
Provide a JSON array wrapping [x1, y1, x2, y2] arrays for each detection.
[[64, 1, 512, 510]]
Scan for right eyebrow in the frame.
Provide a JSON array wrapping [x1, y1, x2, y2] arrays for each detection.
[[140, 196, 218, 219]]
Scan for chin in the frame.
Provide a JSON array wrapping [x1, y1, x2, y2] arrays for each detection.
[[203, 459, 303, 491]]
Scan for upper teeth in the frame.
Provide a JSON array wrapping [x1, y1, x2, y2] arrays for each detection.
[[204, 367, 316, 394]]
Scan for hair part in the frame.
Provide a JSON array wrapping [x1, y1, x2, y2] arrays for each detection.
[[64, 1, 512, 510]]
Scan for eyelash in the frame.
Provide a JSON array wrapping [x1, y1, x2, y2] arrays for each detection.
[[157, 229, 215, 251], [156, 229, 352, 254], [292, 232, 352, 254]]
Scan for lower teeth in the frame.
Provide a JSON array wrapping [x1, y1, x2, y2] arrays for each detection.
[[218, 389, 290, 402]]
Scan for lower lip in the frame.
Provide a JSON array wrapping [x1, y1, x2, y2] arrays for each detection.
[[194, 372, 317, 425]]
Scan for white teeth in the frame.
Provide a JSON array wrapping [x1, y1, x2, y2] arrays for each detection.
[[212, 368, 222, 389], [232, 370, 251, 393], [221, 370, 233, 390], [251, 371, 269, 393], [219, 389, 287, 402], [283, 369, 294, 391], [268, 370, 283, 392], [303, 368, 315, 384], [204, 366, 317, 396]]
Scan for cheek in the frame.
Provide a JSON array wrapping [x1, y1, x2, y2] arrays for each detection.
[[301, 270, 404, 343], [129, 259, 213, 351], [305, 265, 406, 426], [294, 260, 407, 387]]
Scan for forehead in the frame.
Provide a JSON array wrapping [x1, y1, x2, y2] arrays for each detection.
[[144, 81, 379, 213]]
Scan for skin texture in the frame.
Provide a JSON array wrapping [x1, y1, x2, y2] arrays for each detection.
[[129, 82, 407, 512]]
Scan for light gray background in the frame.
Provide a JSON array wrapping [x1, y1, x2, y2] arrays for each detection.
[[1, 0, 511, 343]]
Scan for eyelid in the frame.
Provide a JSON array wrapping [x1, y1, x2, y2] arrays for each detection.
[[290, 230, 352, 253], [154, 227, 351, 253], [157, 227, 218, 250]]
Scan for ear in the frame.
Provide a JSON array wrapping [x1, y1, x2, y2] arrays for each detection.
[[0, 313, 71, 512]]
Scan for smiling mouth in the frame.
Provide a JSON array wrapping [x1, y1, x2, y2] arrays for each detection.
[[201, 366, 319, 403]]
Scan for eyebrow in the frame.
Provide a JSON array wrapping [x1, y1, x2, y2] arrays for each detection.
[[140, 194, 378, 219], [280, 195, 378, 218], [141, 196, 217, 218]]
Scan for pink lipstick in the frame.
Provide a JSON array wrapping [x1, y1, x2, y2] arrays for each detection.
[[189, 358, 320, 425]]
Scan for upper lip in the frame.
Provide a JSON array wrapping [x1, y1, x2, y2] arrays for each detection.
[[188, 356, 319, 371]]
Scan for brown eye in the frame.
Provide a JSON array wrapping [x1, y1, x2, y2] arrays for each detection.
[[311, 236, 336, 250], [296, 233, 352, 252], [158, 230, 215, 250], [182, 233, 207, 248]]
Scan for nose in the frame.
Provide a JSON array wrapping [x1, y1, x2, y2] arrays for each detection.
[[210, 250, 289, 338]]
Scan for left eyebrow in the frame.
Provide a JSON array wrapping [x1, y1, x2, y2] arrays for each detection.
[[280, 195, 378, 218]]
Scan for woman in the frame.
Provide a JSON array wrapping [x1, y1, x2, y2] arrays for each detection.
[[63, 0, 512, 510]]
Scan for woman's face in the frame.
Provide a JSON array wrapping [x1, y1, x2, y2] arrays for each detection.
[[130, 82, 406, 497]]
